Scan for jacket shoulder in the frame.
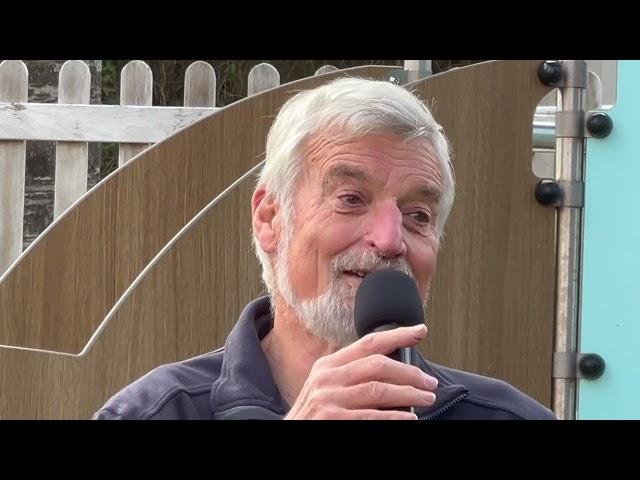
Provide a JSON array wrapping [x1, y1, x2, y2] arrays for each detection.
[[94, 349, 224, 420], [433, 363, 556, 420]]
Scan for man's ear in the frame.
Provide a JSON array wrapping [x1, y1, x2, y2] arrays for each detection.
[[252, 186, 279, 254]]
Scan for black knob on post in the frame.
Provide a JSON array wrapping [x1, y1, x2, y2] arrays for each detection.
[[587, 112, 613, 139], [578, 354, 606, 380], [538, 61, 564, 86], [535, 179, 562, 206]]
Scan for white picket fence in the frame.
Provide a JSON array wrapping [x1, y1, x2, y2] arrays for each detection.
[[0, 60, 345, 274], [3, 59, 611, 275]]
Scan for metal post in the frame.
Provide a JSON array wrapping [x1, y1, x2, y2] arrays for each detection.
[[553, 60, 588, 420], [403, 60, 433, 83]]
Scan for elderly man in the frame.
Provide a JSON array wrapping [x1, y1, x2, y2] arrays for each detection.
[[95, 77, 555, 420]]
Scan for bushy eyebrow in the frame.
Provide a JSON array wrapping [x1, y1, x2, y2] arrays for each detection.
[[322, 164, 370, 195], [409, 184, 442, 204], [322, 163, 442, 205]]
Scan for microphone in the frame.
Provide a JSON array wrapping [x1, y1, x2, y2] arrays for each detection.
[[354, 269, 425, 413]]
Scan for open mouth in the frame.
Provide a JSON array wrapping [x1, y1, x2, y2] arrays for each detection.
[[343, 270, 370, 279]]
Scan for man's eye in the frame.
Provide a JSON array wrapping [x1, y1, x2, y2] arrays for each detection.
[[410, 211, 431, 224], [339, 194, 362, 206]]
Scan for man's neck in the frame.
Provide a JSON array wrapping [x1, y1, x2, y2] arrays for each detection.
[[261, 296, 338, 408]]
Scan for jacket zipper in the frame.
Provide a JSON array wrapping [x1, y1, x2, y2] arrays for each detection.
[[420, 392, 469, 420]]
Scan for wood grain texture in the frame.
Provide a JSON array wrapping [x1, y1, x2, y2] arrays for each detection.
[[184, 61, 216, 108], [0, 103, 218, 143], [407, 60, 556, 406], [0, 61, 556, 418], [54, 60, 91, 219], [0, 172, 259, 419], [118, 61, 153, 166], [247, 63, 280, 96], [86, 60, 555, 416], [103, 60, 556, 407], [0, 66, 397, 354], [0, 60, 28, 273]]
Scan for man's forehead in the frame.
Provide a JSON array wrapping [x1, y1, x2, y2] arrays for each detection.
[[321, 161, 442, 201], [304, 134, 438, 170], [305, 131, 433, 155]]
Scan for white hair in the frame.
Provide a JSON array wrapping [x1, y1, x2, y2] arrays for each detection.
[[253, 76, 455, 300]]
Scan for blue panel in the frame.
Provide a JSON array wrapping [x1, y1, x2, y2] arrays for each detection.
[[579, 60, 640, 419]]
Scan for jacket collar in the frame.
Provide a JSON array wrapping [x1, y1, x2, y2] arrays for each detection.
[[210, 297, 468, 419]]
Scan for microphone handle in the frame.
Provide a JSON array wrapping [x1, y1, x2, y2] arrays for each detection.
[[387, 346, 415, 414], [372, 323, 415, 364], [387, 345, 412, 363], [372, 325, 416, 414]]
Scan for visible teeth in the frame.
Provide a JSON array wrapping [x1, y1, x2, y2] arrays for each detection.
[[344, 270, 368, 278]]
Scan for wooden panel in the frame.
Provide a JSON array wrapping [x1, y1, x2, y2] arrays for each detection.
[[0, 66, 396, 354], [247, 63, 280, 96], [0, 103, 219, 143], [118, 61, 153, 166], [0, 173, 260, 419], [0, 60, 28, 274], [407, 61, 556, 406], [0, 62, 555, 417], [315, 65, 338, 75], [184, 61, 216, 108], [89, 60, 555, 415], [54, 60, 91, 219]]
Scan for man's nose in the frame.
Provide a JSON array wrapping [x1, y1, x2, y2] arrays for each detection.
[[364, 202, 407, 258]]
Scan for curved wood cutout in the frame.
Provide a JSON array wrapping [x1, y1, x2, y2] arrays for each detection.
[[0, 66, 396, 353], [0, 173, 260, 419]]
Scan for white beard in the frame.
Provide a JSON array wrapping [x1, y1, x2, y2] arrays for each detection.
[[275, 238, 416, 348]]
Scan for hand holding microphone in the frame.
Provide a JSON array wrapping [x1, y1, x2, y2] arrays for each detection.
[[285, 269, 437, 420]]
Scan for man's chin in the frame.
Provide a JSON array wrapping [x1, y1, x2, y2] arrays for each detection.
[[275, 277, 359, 346]]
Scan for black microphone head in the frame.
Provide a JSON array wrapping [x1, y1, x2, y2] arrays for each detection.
[[353, 269, 424, 338]]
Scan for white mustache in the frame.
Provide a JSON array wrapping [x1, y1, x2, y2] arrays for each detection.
[[331, 250, 414, 280]]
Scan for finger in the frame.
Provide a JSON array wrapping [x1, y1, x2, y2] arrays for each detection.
[[324, 324, 427, 368], [333, 381, 436, 410], [333, 354, 438, 391], [340, 409, 418, 420]]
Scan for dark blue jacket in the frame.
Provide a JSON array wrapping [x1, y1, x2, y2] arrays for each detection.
[[94, 297, 556, 420]]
